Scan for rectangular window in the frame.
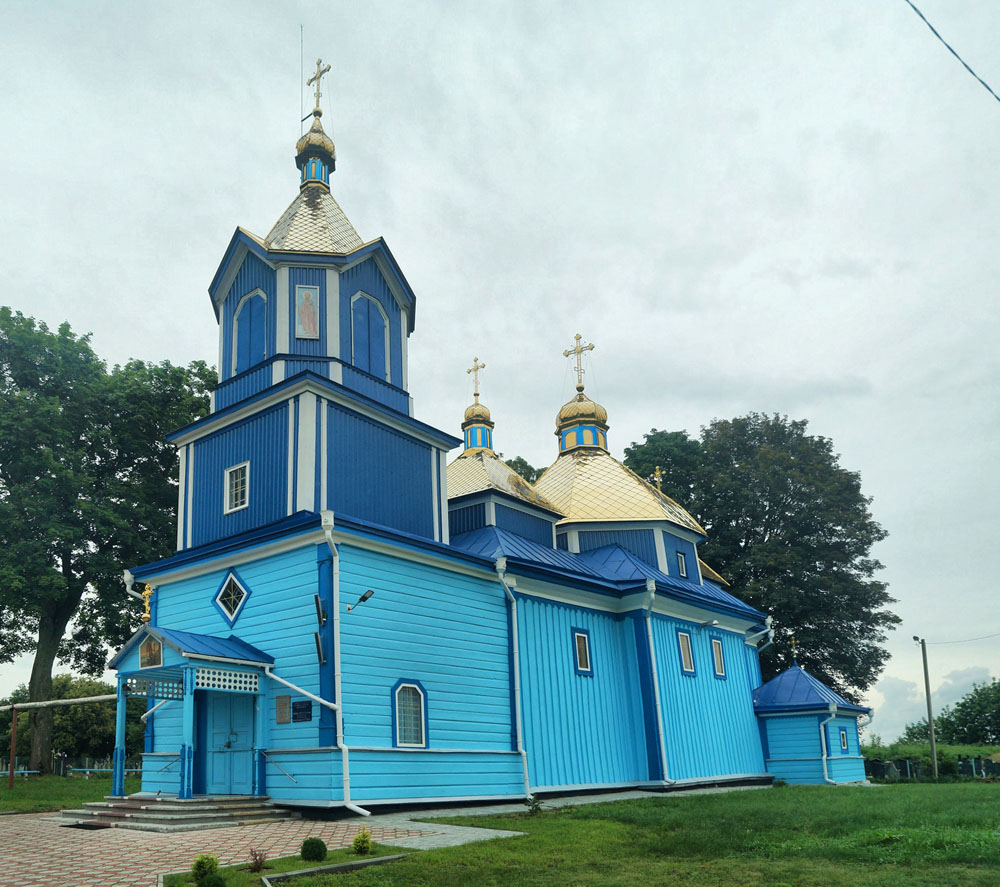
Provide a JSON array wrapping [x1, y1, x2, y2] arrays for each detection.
[[395, 683, 425, 747], [712, 638, 726, 677], [840, 728, 848, 751], [573, 629, 592, 675], [676, 551, 687, 578], [225, 462, 249, 513], [678, 631, 695, 674]]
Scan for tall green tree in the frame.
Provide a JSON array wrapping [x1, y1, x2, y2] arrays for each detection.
[[904, 680, 1000, 745], [624, 414, 897, 699], [0, 308, 213, 771]]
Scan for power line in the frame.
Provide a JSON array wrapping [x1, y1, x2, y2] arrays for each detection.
[[925, 631, 1000, 645], [902, 0, 1000, 105]]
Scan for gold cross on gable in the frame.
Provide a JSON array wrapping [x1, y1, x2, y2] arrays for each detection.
[[652, 465, 664, 491], [563, 333, 595, 389], [467, 357, 486, 402], [307, 58, 332, 113], [140, 584, 156, 624]]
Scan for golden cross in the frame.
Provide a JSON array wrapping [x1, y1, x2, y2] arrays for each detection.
[[466, 357, 486, 403], [562, 333, 595, 389], [790, 635, 798, 660], [307, 58, 332, 114], [652, 465, 664, 491], [140, 584, 156, 624]]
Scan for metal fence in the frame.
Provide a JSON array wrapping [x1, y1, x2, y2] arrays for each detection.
[[8, 755, 141, 778]]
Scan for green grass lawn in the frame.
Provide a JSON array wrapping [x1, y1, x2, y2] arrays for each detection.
[[288, 784, 1000, 887], [0, 773, 142, 812], [162, 844, 404, 886]]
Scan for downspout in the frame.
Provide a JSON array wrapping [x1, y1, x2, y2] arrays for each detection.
[[322, 511, 371, 817], [124, 569, 143, 601], [495, 558, 531, 799], [819, 703, 837, 785], [645, 580, 674, 785], [141, 699, 172, 723], [857, 710, 874, 730], [755, 615, 775, 653]]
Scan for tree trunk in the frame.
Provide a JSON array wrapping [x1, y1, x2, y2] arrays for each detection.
[[27, 603, 77, 773]]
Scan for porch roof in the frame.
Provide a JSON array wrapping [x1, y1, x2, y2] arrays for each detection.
[[108, 624, 274, 670]]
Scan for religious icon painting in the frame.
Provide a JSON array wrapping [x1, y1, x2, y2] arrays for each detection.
[[295, 285, 320, 339], [139, 635, 163, 669]]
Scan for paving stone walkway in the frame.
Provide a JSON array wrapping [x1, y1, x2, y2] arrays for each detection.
[[0, 786, 766, 886]]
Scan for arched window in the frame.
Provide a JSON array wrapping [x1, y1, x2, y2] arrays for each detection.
[[233, 291, 267, 375], [351, 293, 389, 381], [393, 681, 426, 747]]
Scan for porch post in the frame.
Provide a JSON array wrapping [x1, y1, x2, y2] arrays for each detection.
[[179, 668, 195, 799], [253, 691, 266, 796], [111, 677, 127, 796]]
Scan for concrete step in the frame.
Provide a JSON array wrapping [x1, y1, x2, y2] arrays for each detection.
[[61, 794, 294, 832]]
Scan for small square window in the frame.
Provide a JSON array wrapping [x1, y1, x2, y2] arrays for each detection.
[[573, 630, 592, 674], [225, 462, 249, 513], [676, 551, 687, 578], [712, 638, 726, 677], [678, 631, 695, 674], [840, 728, 848, 751]]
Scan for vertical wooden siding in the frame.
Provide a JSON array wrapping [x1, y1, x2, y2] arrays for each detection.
[[449, 503, 487, 536], [221, 253, 276, 382], [190, 404, 289, 547], [338, 258, 403, 387], [578, 529, 657, 567], [652, 616, 766, 780], [518, 597, 648, 789], [327, 404, 433, 537], [495, 504, 554, 547]]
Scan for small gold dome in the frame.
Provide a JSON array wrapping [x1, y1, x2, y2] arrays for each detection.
[[464, 401, 492, 423], [557, 385, 608, 428], [295, 115, 336, 166]]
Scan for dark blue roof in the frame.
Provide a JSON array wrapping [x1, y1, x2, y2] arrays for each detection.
[[450, 527, 764, 621], [753, 664, 870, 714], [109, 625, 274, 669]]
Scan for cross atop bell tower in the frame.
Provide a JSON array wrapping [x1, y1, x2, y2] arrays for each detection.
[[563, 333, 595, 392], [467, 357, 486, 403], [307, 58, 332, 117]]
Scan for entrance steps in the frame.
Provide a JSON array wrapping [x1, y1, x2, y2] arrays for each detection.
[[59, 794, 299, 832]]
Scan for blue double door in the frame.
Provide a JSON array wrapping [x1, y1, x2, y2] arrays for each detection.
[[199, 692, 254, 795]]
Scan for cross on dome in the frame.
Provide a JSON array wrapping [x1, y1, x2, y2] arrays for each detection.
[[467, 357, 486, 403], [563, 333, 595, 391], [307, 58, 332, 116], [652, 465, 664, 491]]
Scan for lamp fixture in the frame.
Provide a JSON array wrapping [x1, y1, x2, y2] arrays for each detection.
[[347, 589, 374, 612]]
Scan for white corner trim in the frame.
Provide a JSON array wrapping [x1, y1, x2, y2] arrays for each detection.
[[272, 359, 285, 383], [400, 311, 408, 391], [320, 398, 328, 511], [654, 529, 668, 574], [176, 446, 187, 551], [185, 444, 194, 548], [431, 449, 440, 542], [297, 392, 317, 512], [326, 268, 340, 359], [438, 450, 449, 545], [276, 267, 290, 353]]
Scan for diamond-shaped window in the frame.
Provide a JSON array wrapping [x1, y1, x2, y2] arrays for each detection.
[[214, 573, 250, 625]]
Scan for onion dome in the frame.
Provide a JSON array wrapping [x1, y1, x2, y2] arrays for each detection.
[[556, 383, 609, 453], [295, 113, 337, 188], [462, 357, 495, 451]]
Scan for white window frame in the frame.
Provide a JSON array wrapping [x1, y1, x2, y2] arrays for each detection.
[[712, 637, 726, 677], [394, 683, 426, 748], [676, 551, 687, 578], [678, 631, 695, 674], [350, 291, 392, 383], [840, 728, 848, 751], [214, 573, 250, 623], [574, 631, 592, 673], [224, 461, 250, 514]]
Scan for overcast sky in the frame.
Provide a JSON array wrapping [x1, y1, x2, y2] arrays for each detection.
[[1, 0, 997, 741]]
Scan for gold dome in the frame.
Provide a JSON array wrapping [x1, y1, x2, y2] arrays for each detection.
[[557, 386, 608, 427], [463, 401, 493, 424], [295, 114, 336, 167]]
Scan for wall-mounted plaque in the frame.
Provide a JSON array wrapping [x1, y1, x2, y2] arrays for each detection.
[[139, 636, 162, 669], [275, 695, 291, 724], [292, 700, 313, 723]]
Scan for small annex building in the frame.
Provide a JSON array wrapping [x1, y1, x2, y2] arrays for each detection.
[[754, 664, 871, 784], [104, 69, 867, 809]]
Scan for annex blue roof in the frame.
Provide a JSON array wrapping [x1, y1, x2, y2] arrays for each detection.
[[109, 624, 274, 670], [753, 664, 870, 714], [450, 527, 765, 620]]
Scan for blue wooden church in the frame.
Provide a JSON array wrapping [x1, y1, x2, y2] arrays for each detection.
[[106, 67, 868, 811]]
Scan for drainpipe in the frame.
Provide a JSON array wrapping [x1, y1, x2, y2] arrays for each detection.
[[141, 699, 172, 723], [322, 511, 371, 817], [644, 580, 674, 785], [857, 710, 875, 730], [819, 703, 837, 785], [123, 569, 143, 601], [495, 558, 531, 799], [754, 615, 775, 653]]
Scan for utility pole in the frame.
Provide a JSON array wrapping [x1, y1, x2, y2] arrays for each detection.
[[913, 635, 939, 780]]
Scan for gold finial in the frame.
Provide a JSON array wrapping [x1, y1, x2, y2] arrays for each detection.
[[467, 357, 486, 403], [563, 333, 595, 391], [140, 584, 156, 624], [790, 635, 798, 660], [307, 58, 332, 116], [652, 465, 664, 491]]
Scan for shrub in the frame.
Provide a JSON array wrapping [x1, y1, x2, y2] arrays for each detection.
[[198, 876, 226, 887], [301, 837, 327, 862], [191, 855, 219, 883], [352, 825, 372, 855], [524, 793, 543, 815], [247, 848, 268, 873]]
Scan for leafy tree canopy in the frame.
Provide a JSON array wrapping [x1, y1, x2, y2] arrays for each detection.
[[903, 680, 1000, 746], [505, 455, 543, 484], [624, 413, 897, 699], [0, 308, 213, 769]]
